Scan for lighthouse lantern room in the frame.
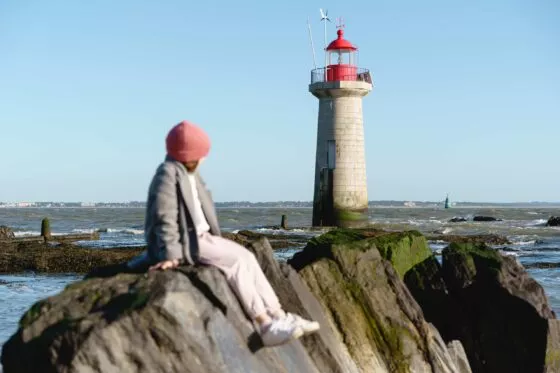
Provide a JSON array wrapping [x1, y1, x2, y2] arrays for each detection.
[[326, 29, 358, 81]]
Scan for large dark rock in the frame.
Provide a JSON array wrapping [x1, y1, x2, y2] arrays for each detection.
[[0, 226, 14, 239], [547, 217, 560, 227], [407, 242, 559, 373], [289, 229, 471, 373], [1, 242, 322, 373], [472, 216, 500, 222]]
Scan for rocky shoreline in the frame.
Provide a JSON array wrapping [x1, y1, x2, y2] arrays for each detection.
[[1, 227, 559, 372], [0, 226, 513, 274], [0, 231, 309, 274]]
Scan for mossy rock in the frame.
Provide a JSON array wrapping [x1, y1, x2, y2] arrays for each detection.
[[442, 242, 503, 290], [367, 231, 432, 279], [292, 229, 432, 280], [445, 242, 502, 273], [306, 228, 368, 250]]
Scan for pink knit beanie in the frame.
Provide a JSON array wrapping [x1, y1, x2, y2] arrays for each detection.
[[166, 120, 211, 163]]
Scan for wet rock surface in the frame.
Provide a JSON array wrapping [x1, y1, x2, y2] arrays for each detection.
[[426, 234, 510, 245], [0, 226, 14, 240], [547, 217, 560, 227], [407, 242, 559, 373], [472, 216, 501, 222], [289, 229, 471, 373]]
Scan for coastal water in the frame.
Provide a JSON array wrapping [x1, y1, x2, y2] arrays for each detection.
[[1, 206, 559, 349]]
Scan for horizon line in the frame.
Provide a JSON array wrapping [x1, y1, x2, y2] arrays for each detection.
[[1, 200, 559, 205]]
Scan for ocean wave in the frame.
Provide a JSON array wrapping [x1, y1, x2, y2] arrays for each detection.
[[72, 228, 96, 234], [442, 227, 453, 235], [508, 235, 537, 247], [529, 219, 548, 227], [255, 228, 311, 235], [13, 231, 41, 237], [106, 228, 144, 235]]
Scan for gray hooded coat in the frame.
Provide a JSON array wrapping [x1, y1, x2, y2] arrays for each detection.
[[128, 157, 221, 269]]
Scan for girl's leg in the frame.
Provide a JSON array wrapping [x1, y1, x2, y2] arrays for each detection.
[[197, 232, 319, 343], [196, 233, 281, 319]]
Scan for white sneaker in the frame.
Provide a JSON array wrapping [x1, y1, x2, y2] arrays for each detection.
[[285, 313, 320, 335], [260, 318, 304, 347]]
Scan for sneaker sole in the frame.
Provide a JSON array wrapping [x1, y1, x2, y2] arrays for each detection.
[[301, 323, 320, 335], [292, 326, 304, 340], [261, 327, 305, 347]]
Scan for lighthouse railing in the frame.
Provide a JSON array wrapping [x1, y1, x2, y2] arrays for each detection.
[[310, 67, 372, 84]]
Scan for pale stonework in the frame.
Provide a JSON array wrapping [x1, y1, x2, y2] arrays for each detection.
[[310, 81, 372, 226]]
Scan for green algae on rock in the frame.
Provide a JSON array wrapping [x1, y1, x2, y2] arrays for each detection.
[[293, 228, 432, 280], [289, 231, 471, 373]]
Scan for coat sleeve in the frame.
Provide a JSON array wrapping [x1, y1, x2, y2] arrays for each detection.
[[151, 165, 183, 261]]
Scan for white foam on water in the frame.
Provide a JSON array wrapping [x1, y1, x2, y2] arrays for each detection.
[[530, 219, 548, 226], [107, 228, 144, 235], [72, 228, 96, 234], [13, 231, 65, 237], [13, 231, 41, 237]]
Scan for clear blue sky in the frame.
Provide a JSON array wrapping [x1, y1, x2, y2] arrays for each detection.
[[0, 0, 558, 203]]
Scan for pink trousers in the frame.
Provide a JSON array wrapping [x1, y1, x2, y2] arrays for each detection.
[[197, 232, 282, 319]]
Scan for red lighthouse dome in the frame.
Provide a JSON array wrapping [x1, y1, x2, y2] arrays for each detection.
[[326, 29, 357, 51]]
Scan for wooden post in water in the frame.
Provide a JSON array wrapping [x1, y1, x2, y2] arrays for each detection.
[[41, 218, 51, 241], [280, 215, 288, 230]]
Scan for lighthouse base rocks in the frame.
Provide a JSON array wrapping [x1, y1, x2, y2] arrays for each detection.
[[310, 80, 372, 227]]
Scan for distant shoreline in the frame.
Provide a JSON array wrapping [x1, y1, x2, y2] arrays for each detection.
[[1, 203, 559, 209]]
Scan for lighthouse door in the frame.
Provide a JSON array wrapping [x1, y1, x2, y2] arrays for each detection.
[[327, 140, 336, 169]]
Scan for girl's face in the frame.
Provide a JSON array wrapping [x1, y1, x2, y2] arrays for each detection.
[[184, 157, 205, 173]]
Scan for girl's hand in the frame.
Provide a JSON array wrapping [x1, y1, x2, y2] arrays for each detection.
[[149, 259, 180, 271]]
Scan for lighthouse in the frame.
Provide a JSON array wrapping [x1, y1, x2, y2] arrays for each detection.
[[310, 25, 372, 227]]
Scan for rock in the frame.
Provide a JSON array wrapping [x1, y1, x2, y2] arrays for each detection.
[[446, 341, 472, 373], [547, 217, 560, 227], [404, 255, 457, 340], [289, 228, 432, 279], [289, 229, 472, 373], [524, 262, 560, 269], [246, 238, 361, 373], [472, 216, 500, 222], [449, 217, 468, 223], [426, 234, 510, 245], [0, 242, 143, 274], [408, 242, 558, 373], [227, 230, 308, 250], [1, 246, 322, 373], [0, 226, 15, 239], [370, 230, 433, 279]]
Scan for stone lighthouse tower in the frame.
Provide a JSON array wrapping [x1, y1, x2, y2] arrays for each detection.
[[310, 25, 372, 227]]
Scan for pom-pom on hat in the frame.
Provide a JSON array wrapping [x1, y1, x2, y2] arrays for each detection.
[[165, 120, 211, 163]]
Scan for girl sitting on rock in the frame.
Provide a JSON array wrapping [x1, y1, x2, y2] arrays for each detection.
[[128, 120, 319, 347]]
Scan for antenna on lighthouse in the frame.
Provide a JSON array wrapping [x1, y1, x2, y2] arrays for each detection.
[[319, 8, 331, 79], [307, 17, 317, 69]]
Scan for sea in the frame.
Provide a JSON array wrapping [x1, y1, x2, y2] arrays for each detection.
[[1, 206, 559, 351]]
